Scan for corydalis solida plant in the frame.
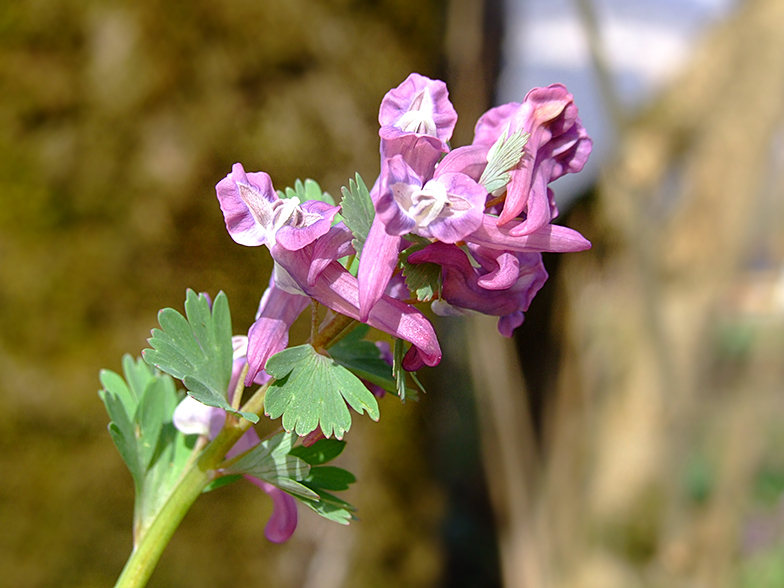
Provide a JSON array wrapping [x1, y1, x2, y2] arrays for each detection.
[[100, 73, 591, 588]]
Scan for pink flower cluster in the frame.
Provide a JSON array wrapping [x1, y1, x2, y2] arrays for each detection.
[[178, 73, 592, 543], [214, 73, 591, 377]]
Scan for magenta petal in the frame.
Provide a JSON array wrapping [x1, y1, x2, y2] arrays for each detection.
[[424, 172, 486, 243], [473, 102, 521, 147], [407, 242, 548, 323], [436, 144, 489, 181], [380, 134, 444, 181], [246, 280, 310, 385], [472, 248, 521, 290], [498, 312, 525, 337], [375, 156, 421, 236], [466, 215, 591, 253], [273, 245, 441, 368], [216, 163, 277, 247], [308, 223, 355, 286], [247, 478, 298, 543], [378, 73, 457, 144], [357, 217, 402, 322], [226, 426, 261, 459], [275, 200, 340, 251]]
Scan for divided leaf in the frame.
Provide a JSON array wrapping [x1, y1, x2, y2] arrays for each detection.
[[225, 431, 317, 500], [479, 127, 529, 194], [401, 256, 441, 302], [142, 290, 258, 423], [264, 344, 380, 439], [98, 355, 197, 543], [290, 439, 357, 525], [340, 173, 374, 256], [289, 438, 346, 465], [328, 325, 418, 400]]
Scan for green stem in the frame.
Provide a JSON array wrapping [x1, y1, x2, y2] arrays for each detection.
[[113, 384, 269, 588], [113, 313, 356, 588]]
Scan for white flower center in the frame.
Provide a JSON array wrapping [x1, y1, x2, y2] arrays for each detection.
[[395, 90, 437, 136], [392, 179, 450, 228]]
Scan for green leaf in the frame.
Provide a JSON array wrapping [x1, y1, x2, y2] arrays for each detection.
[[297, 492, 357, 525], [401, 256, 441, 302], [304, 466, 356, 491], [278, 178, 336, 206], [202, 474, 243, 493], [328, 326, 418, 399], [226, 431, 317, 500], [340, 173, 374, 256], [479, 127, 529, 194], [289, 439, 346, 465], [264, 344, 380, 439], [98, 355, 198, 543], [393, 338, 408, 402], [297, 469, 358, 525], [142, 290, 258, 423]]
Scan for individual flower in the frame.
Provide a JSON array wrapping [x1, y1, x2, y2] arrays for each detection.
[[172, 336, 298, 543], [271, 224, 442, 370], [216, 163, 339, 249], [375, 154, 486, 243], [245, 277, 310, 385], [378, 73, 457, 152], [473, 84, 592, 234], [406, 242, 548, 337]]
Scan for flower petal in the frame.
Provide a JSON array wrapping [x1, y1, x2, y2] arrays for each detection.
[[247, 478, 299, 543]]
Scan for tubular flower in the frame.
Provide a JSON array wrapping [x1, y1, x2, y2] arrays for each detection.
[[216, 162, 339, 249], [375, 154, 486, 243], [378, 73, 457, 153], [245, 277, 310, 385], [271, 225, 441, 370], [473, 84, 592, 234], [407, 242, 548, 337]]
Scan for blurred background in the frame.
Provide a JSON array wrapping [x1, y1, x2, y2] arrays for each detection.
[[2, 0, 784, 587]]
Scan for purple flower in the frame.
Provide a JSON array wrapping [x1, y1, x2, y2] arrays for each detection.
[[216, 163, 339, 250], [473, 84, 592, 234], [172, 336, 298, 544], [271, 225, 442, 370], [375, 154, 486, 243], [407, 242, 548, 337], [379, 73, 457, 151], [245, 277, 310, 385], [465, 213, 591, 253], [356, 216, 405, 322]]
